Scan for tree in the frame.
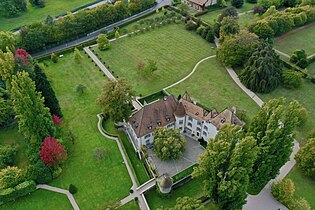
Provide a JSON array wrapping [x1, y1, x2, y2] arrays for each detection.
[[76, 84, 86, 94], [44, 15, 54, 25], [217, 30, 259, 67], [34, 160, 52, 184], [250, 21, 275, 41], [295, 138, 315, 177], [40, 137, 67, 168], [153, 128, 186, 160], [271, 179, 295, 204], [97, 34, 110, 51], [0, 166, 24, 189], [219, 16, 240, 39], [193, 125, 257, 209], [178, 3, 189, 16], [239, 40, 283, 93], [74, 48, 82, 64], [281, 70, 303, 89], [166, 196, 205, 210], [138, 59, 158, 77], [0, 145, 17, 169], [51, 114, 62, 126], [218, 6, 238, 22], [14, 48, 33, 73], [11, 71, 55, 145], [97, 79, 134, 122], [0, 96, 15, 127], [0, 48, 15, 91], [0, 31, 16, 52], [231, 0, 244, 8], [69, 184, 78, 194], [115, 30, 120, 39], [50, 53, 58, 63], [248, 98, 308, 190], [32, 64, 63, 117]]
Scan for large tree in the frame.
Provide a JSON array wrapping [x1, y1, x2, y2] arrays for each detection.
[[0, 48, 15, 92], [153, 128, 186, 160], [97, 79, 133, 122], [166, 196, 205, 210], [248, 98, 308, 190], [239, 40, 282, 93], [32, 64, 62, 117], [219, 16, 240, 40], [217, 30, 259, 67], [11, 71, 55, 145], [295, 138, 315, 177], [193, 125, 257, 210]]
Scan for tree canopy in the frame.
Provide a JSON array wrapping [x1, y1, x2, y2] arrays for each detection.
[[295, 138, 315, 177], [166, 196, 205, 210]]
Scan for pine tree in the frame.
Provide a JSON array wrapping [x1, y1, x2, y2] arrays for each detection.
[[193, 125, 257, 209], [11, 71, 55, 145], [239, 41, 282, 93], [248, 98, 308, 191], [32, 64, 62, 117]]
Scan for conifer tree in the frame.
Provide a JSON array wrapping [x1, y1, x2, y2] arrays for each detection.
[[32, 64, 62, 117], [239, 41, 282, 93]]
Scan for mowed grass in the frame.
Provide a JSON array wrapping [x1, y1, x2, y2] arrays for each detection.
[[0, 0, 96, 31], [201, 2, 256, 24], [238, 12, 259, 28], [93, 23, 216, 96], [1, 189, 72, 210], [31, 52, 131, 209], [287, 167, 315, 209], [0, 125, 28, 168], [258, 79, 315, 143], [118, 199, 140, 210], [168, 58, 259, 118], [274, 23, 315, 55]]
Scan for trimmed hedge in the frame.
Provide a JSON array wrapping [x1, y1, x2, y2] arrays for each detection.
[[0, 180, 36, 205]]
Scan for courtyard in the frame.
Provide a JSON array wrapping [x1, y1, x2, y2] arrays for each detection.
[[147, 135, 205, 176]]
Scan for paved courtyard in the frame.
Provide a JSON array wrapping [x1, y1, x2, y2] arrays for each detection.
[[147, 136, 205, 176]]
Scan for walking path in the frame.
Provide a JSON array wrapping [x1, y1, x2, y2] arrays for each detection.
[[37, 184, 80, 210], [274, 48, 290, 58], [214, 38, 299, 210], [163, 55, 216, 91], [97, 114, 151, 210]]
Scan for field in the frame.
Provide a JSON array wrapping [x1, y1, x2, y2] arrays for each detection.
[[200, 2, 256, 24], [168, 58, 259, 118], [2, 189, 72, 210], [238, 12, 259, 28], [93, 23, 216, 96], [0, 0, 96, 31], [274, 23, 315, 56]]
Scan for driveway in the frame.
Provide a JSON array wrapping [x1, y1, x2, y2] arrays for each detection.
[[147, 136, 205, 176]]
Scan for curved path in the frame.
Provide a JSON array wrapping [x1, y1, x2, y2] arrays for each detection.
[[163, 55, 216, 91], [37, 184, 80, 210]]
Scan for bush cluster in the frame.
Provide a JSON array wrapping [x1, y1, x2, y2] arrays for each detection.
[[0, 181, 36, 204], [19, 0, 155, 52], [0, 145, 17, 169], [282, 70, 303, 89], [185, 18, 215, 43], [290, 49, 309, 68]]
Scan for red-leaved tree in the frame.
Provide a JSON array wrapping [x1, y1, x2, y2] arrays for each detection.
[[40, 137, 67, 168], [14, 48, 32, 65], [52, 114, 62, 126]]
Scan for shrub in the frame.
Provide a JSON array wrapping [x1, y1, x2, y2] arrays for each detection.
[[0, 166, 24, 189], [52, 166, 62, 178], [76, 84, 86, 94], [93, 147, 107, 161], [295, 138, 315, 177], [282, 70, 303, 89], [34, 160, 52, 184], [297, 58, 309, 68], [51, 53, 58, 63], [0, 145, 17, 169], [40, 137, 67, 168], [250, 21, 275, 40], [271, 179, 295, 204], [231, 0, 244, 8], [196, 26, 205, 35], [69, 184, 78, 194], [247, 0, 257, 3], [0, 181, 36, 205], [253, 5, 265, 15], [185, 20, 196, 31]]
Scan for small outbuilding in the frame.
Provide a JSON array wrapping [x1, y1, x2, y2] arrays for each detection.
[[157, 173, 173, 194]]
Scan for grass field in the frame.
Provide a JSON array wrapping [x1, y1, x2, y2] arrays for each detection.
[[118, 199, 140, 210], [274, 23, 315, 56], [287, 167, 315, 209], [94, 23, 215, 96], [0, 125, 28, 168], [2, 189, 72, 210], [103, 118, 149, 185], [0, 0, 96, 31], [168, 58, 259, 118], [259, 79, 315, 143], [200, 2, 256, 24], [238, 12, 259, 28]]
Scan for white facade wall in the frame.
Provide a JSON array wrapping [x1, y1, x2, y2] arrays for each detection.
[[205, 0, 217, 7]]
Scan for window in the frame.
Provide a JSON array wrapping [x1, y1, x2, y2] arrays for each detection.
[[179, 127, 183, 130], [179, 120, 184, 125], [167, 124, 173, 128], [197, 127, 201, 132], [188, 116, 193, 121], [203, 131, 207, 136], [188, 122, 192, 127], [197, 121, 201, 126], [204, 125, 208, 131], [145, 134, 150, 139]]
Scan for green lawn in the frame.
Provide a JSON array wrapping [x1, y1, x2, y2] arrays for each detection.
[[238, 12, 259, 28], [0, 0, 96, 31], [287, 167, 315, 209], [0, 125, 28, 168], [274, 23, 315, 56], [93, 23, 215, 96], [103, 118, 150, 185], [145, 178, 205, 209], [168, 58, 259, 118], [200, 2, 256, 24], [258, 79, 315, 143], [1, 189, 72, 210], [308, 60, 315, 77]]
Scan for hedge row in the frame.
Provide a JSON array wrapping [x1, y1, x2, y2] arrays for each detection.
[[0, 181, 36, 205]]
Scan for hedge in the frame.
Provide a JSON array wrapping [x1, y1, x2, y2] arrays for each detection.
[[0, 180, 36, 205]]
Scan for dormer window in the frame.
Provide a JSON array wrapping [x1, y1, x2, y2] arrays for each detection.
[[165, 115, 170, 122], [195, 112, 199, 116], [157, 120, 162, 126], [220, 118, 226, 123], [147, 124, 152, 130]]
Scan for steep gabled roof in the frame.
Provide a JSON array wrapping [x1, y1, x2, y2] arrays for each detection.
[[174, 102, 186, 117]]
